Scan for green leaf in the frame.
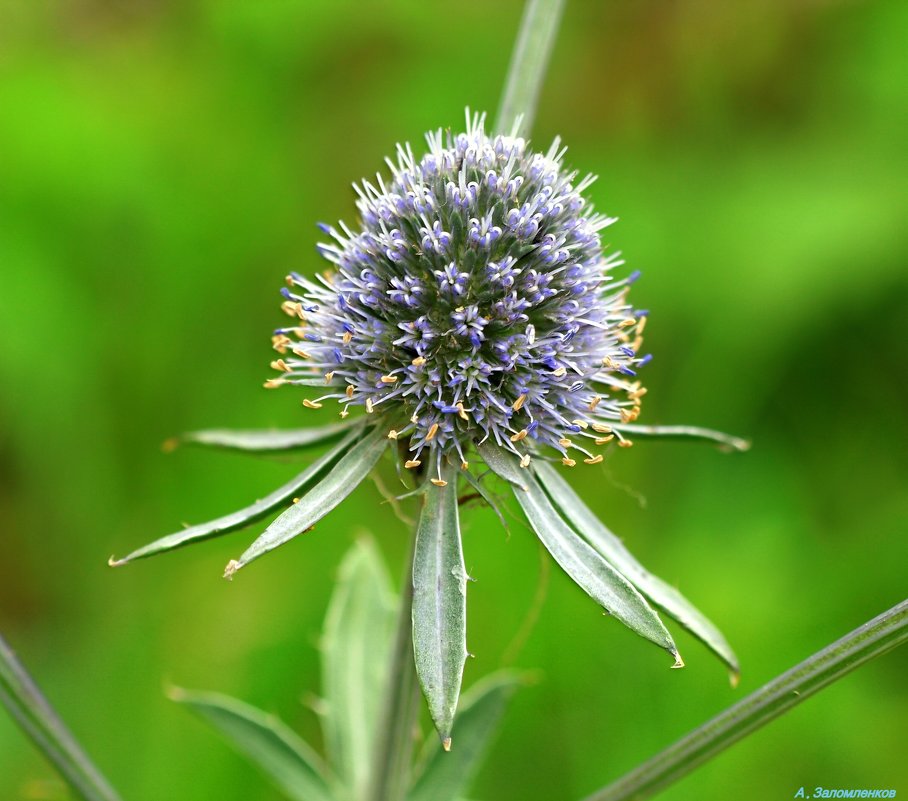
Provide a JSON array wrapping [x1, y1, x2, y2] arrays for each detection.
[[514, 467, 681, 664], [180, 421, 355, 454], [612, 424, 750, 453], [0, 634, 123, 801], [408, 672, 521, 801], [169, 688, 335, 801], [110, 424, 365, 566], [475, 441, 529, 490], [412, 460, 468, 748], [226, 424, 389, 575], [321, 539, 397, 800], [535, 462, 739, 675]]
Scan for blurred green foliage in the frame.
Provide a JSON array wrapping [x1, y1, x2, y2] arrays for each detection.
[[0, 0, 905, 799]]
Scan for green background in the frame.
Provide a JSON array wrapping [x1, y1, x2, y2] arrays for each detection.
[[1, 1, 906, 799]]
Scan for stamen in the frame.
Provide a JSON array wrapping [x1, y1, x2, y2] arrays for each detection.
[[271, 359, 290, 372], [302, 399, 323, 409], [263, 378, 284, 389], [513, 394, 527, 411], [387, 430, 398, 439], [562, 457, 576, 467], [365, 398, 375, 413], [405, 459, 421, 469], [381, 375, 398, 384], [584, 454, 603, 465], [510, 429, 528, 442], [519, 454, 531, 468], [430, 478, 448, 487], [426, 423, 439, 441]]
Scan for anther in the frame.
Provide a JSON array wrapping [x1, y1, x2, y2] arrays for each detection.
[[324, 371, 335, 383], [461, 461, 469, 470], [584, 454, 604, 465], [302, 399, 322, 409], [404, 459, 421, 469], [430, 479, 448, 487], [558, 438, 572, 447], [594, 436, 614, 445], [271, 359, 290, 372], [513, 394, 527, 411], [562, 457, 577, 467], [365, 398, 374, 414], [342, 331, 353, 344], [412, 356, 426, 366], [271, 334, 291, 353], [619, 318, 636, 328], [519, 454, 531, 468], [617, 439, 634, 448], [510, 429, 528, 442], [345, 385, 355, 398], [592, 423, 612, 434], [387, 430, 398, 440], [552, 366, 567, 377], [426, 423, 439, 441], [263, 378, 284, 389], [588, 396, 601, 411], [456, 402, 468, 421], [380, 374, 398, 384]]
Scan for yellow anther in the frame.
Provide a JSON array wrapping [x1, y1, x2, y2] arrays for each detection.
[[387, 430, 398, 440], [345, 385, 355, 398], [620, 408, 639, 423], [412, 356, 427, 366], [617, 439, 634, 448], [411, 413, 419, 424], [263, 378, 284, 389], [426, 423, 439, 441], [552, 366, 567, 377], [292, 346, 312, 359], [558, 438, 572, 447], [588, 396, 601, 411], [619, 318, 636, 328], [595, 435, 614, 445], [629, 387, 648, 401], [404, 459, 421, 469], [636, 316, 647, 335], [324, 371, 335, 383], [562, 457, 577, 467], [510, 429, 528, 443], [281, 301, 305, 319], [602, 356, 616, 368], [271, 334, 292, 353], [430, 479, 448, 487], [339, 408, 349, 418], [380, 375, 397, 384], [292, 497, 300, 503], [302, 399, 322, 409], [461, 461, 469, 470], [513, 394, 527, 411], [572, 419, 589, 430], [591, 423, 612, 434], [271, 359, 290, 372], [456, 402, 469, 421], [342, 331, 353, 344], [584, 454, 604, 465], [519, 454, 532, 468], [365, 398, 374, 414]]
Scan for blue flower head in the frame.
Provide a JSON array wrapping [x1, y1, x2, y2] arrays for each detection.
[[270, 111, 646, 484]]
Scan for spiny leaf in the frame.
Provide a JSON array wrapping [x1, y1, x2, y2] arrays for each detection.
[[612, 424, 750, 453], [225, 425, 388, 575], [110, 425, 365, 566], [0, 634, 122, 801], [534, 461, 739, 676], [169, 687, 335, 801], [321, 539, 396, 799], [412, 460, 468, 749], [179, 421, 355, 454], [408, 672, 521, 801], [514, 467, 680, 663]]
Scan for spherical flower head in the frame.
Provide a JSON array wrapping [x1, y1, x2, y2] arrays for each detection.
[[270, 111, 649, 480]]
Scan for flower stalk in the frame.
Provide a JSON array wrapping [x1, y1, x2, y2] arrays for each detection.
[[582, 599, 908, 801], [495, 0, 567, 135]]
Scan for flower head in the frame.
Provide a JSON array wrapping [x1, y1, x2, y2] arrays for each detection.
[[271, 112, 648, 482]]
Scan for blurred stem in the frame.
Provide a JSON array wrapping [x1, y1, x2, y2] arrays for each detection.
[[366, 518, 421, 801], [0, 634, 123, 801], [494, 0, 566, 135], [582, 600, 908, 801]]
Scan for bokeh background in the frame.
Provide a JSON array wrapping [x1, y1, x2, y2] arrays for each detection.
[[1, 0, 906, 799]]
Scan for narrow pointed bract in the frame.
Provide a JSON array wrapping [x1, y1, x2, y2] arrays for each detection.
[[179, 421, 355, 454], [412, 460, 469, 746], [226, 425, 389, 575]]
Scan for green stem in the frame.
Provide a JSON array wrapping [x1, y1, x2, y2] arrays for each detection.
[[582, 599, 908, 801], [0, 634, 123, 801], [366, 522, 422, 801], [494, 0, 566, 135]]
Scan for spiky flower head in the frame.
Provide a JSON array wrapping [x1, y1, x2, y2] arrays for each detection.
[[270, 111, 648, 482]]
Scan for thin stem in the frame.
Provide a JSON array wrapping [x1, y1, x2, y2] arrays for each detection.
[[494, 0, 566, 135], [366, 520, 422, 801], [0, 634, 123, 801], [582, 599, 908, 801]]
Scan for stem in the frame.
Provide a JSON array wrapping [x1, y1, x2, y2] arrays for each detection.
[[582, 599, 908, 801], [366, 522, 422, 801], [0, 634, 123, 801], [494, 0, 567, 135]]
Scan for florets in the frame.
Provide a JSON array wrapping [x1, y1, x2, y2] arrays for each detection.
[[269, 112, 648, 480]]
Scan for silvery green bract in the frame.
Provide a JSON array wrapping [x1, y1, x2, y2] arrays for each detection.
[[112, 110, 746, 746]]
